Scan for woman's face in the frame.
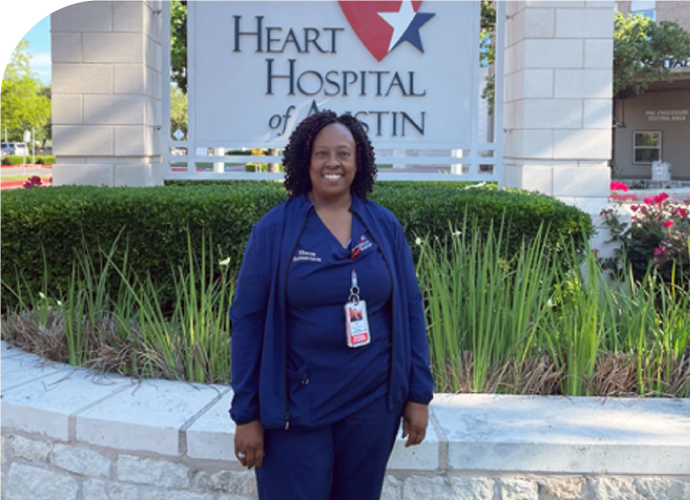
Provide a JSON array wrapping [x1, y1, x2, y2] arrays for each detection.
[[309, 122, 357, 202]]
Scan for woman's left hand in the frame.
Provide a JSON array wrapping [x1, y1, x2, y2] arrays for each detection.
[[402, 401, 429, 447]]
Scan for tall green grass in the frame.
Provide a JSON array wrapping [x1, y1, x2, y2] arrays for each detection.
[[1, 230, 234, 384], [417, 222, 690, 397], [417, 221, 555, 393], [3, 222, 688, 397]]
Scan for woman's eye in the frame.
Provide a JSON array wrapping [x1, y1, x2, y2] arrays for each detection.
[[339, 152, 350, 158]]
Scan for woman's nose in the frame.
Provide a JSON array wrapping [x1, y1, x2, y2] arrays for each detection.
[[325, 152, 339, 166]]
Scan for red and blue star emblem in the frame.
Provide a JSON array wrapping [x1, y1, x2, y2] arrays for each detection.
[[338, 0, 435, 62]]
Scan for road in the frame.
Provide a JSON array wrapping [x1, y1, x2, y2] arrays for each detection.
[[1, 165, 52, 178]]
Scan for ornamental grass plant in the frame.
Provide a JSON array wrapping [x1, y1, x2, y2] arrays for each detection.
[[416, 222, 690, 397], [2, 205, 689, 397], [2, 230, 233, 384]]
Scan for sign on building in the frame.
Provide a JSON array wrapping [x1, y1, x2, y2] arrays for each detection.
[[189, 1, 479, 150]]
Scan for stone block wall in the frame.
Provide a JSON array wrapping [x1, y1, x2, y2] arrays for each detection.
[[4, 432, 690, 500], [2, 343, 689, 500], [50, 1, 164, 187]]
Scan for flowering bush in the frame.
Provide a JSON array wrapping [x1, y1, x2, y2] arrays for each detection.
[[22, 175, 44, 189], [602, 192, 690, 284], [609, 181, 637, 202]]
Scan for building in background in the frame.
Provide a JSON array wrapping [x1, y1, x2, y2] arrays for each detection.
[[613, 1, 690, 181]]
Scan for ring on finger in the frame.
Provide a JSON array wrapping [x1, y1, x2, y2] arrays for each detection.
[[238, 452, 247, 459]]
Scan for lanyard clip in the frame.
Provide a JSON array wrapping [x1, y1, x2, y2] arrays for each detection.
[[348, 269, 360, 302]]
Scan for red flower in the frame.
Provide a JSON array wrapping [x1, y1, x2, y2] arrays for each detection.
[[678, 208, 689, 217], [658, 192, 669, 201], [610, 181, 629, 192], [643, 196, 655, 205], [22, 175, 44, 189], [664, 221, 674, 228]]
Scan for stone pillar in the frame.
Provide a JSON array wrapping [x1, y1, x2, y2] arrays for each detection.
[[51, 1, 163, 187], [501, 1, 614, 223]]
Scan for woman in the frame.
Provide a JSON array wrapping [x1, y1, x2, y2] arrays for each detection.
[[229, 110, 434, 500]]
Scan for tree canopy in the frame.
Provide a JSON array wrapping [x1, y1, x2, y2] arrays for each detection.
[[171, 0, 188, 94], [1, 40, 51, 143], [614, 11, 690, 99]]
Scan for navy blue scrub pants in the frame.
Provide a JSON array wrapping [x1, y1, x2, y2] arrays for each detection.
[[255, 408, 402, 500]]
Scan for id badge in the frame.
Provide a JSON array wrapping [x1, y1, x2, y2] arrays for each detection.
[[344, 300, 371, 348]]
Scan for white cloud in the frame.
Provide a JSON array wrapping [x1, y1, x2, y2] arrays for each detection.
[[30, 52, 51, 84]]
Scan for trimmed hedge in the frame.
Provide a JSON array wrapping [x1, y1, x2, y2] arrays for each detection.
[[1, 182, 592, 311], [1, 155, 55, 166]]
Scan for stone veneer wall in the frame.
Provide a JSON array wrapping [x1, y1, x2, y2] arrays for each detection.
[[3, 432, 690, 500], [2, 343, 689, 500]]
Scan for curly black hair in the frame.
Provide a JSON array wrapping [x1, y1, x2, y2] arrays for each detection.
[[283, 110, 377, 199]]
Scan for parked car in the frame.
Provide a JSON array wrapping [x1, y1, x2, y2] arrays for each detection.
[[1, 142, 29, 156]]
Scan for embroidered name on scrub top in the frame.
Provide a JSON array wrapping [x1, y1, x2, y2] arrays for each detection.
[[293, 249, 322, 262]]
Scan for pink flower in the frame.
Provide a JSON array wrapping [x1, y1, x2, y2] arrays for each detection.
[[654, 246, 664, 256], [22, 175, 44, 189], [610, 181, 629, 192], [679, 208, 689, 217], [664, 220, 674, 228], [630, 205, 639, 212], [658, 192, 669, 202], [643, 196, 656, 205]]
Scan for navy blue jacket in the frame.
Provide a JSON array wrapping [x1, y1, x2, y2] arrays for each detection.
[[229, 193, 434, 428]]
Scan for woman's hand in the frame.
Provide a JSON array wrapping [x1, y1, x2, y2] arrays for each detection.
[[402, 401, 429, 447], [234, 420, 265, 469]]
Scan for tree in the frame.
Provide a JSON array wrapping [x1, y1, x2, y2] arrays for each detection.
[[171, 0, 188, 94], [480, 1, 496, 114], [614, 11, 690, 99], [170, 84, 187, 138], [1, 41, 51, 143]]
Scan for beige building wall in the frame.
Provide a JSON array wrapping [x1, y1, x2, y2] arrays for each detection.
[[617, 1, 690, 28], [614, 88, 690, 179], [613, 1, 690, 181]]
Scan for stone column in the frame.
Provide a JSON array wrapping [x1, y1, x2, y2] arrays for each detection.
[[501, 1, 614, 248], [51, 1, 163, 187]]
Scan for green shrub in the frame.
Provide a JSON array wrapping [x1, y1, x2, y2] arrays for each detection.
[[1, 182, 592, 312], [1, 155, 55, 166], [370, 182, 593, 262]]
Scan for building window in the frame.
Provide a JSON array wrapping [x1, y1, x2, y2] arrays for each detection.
[[630, 0, 656, 20], [630, 10, 656, 21], [633, 131, 661, 163]]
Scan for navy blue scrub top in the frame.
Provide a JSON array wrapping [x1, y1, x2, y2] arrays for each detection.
[[286, 210, 393, 428]]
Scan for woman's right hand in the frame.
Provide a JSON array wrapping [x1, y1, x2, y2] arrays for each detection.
[[234, 420, 265, 469]]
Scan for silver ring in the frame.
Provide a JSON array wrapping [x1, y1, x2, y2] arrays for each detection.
[[238, 452, 247, 459]]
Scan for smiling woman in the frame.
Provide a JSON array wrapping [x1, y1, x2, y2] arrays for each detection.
[[229, 109, 434, 500]]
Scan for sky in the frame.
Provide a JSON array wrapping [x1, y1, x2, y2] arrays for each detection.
[[19, 15, 52, 84]]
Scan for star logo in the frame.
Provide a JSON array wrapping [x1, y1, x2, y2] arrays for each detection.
[[338, 0, 435, 62]]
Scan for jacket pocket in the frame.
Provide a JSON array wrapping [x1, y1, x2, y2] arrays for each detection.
[[287, 362, 311, 426]]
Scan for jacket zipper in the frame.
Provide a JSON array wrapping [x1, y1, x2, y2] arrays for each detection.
[[353, 211, 396, 409], [282, 205, 314, 430]]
